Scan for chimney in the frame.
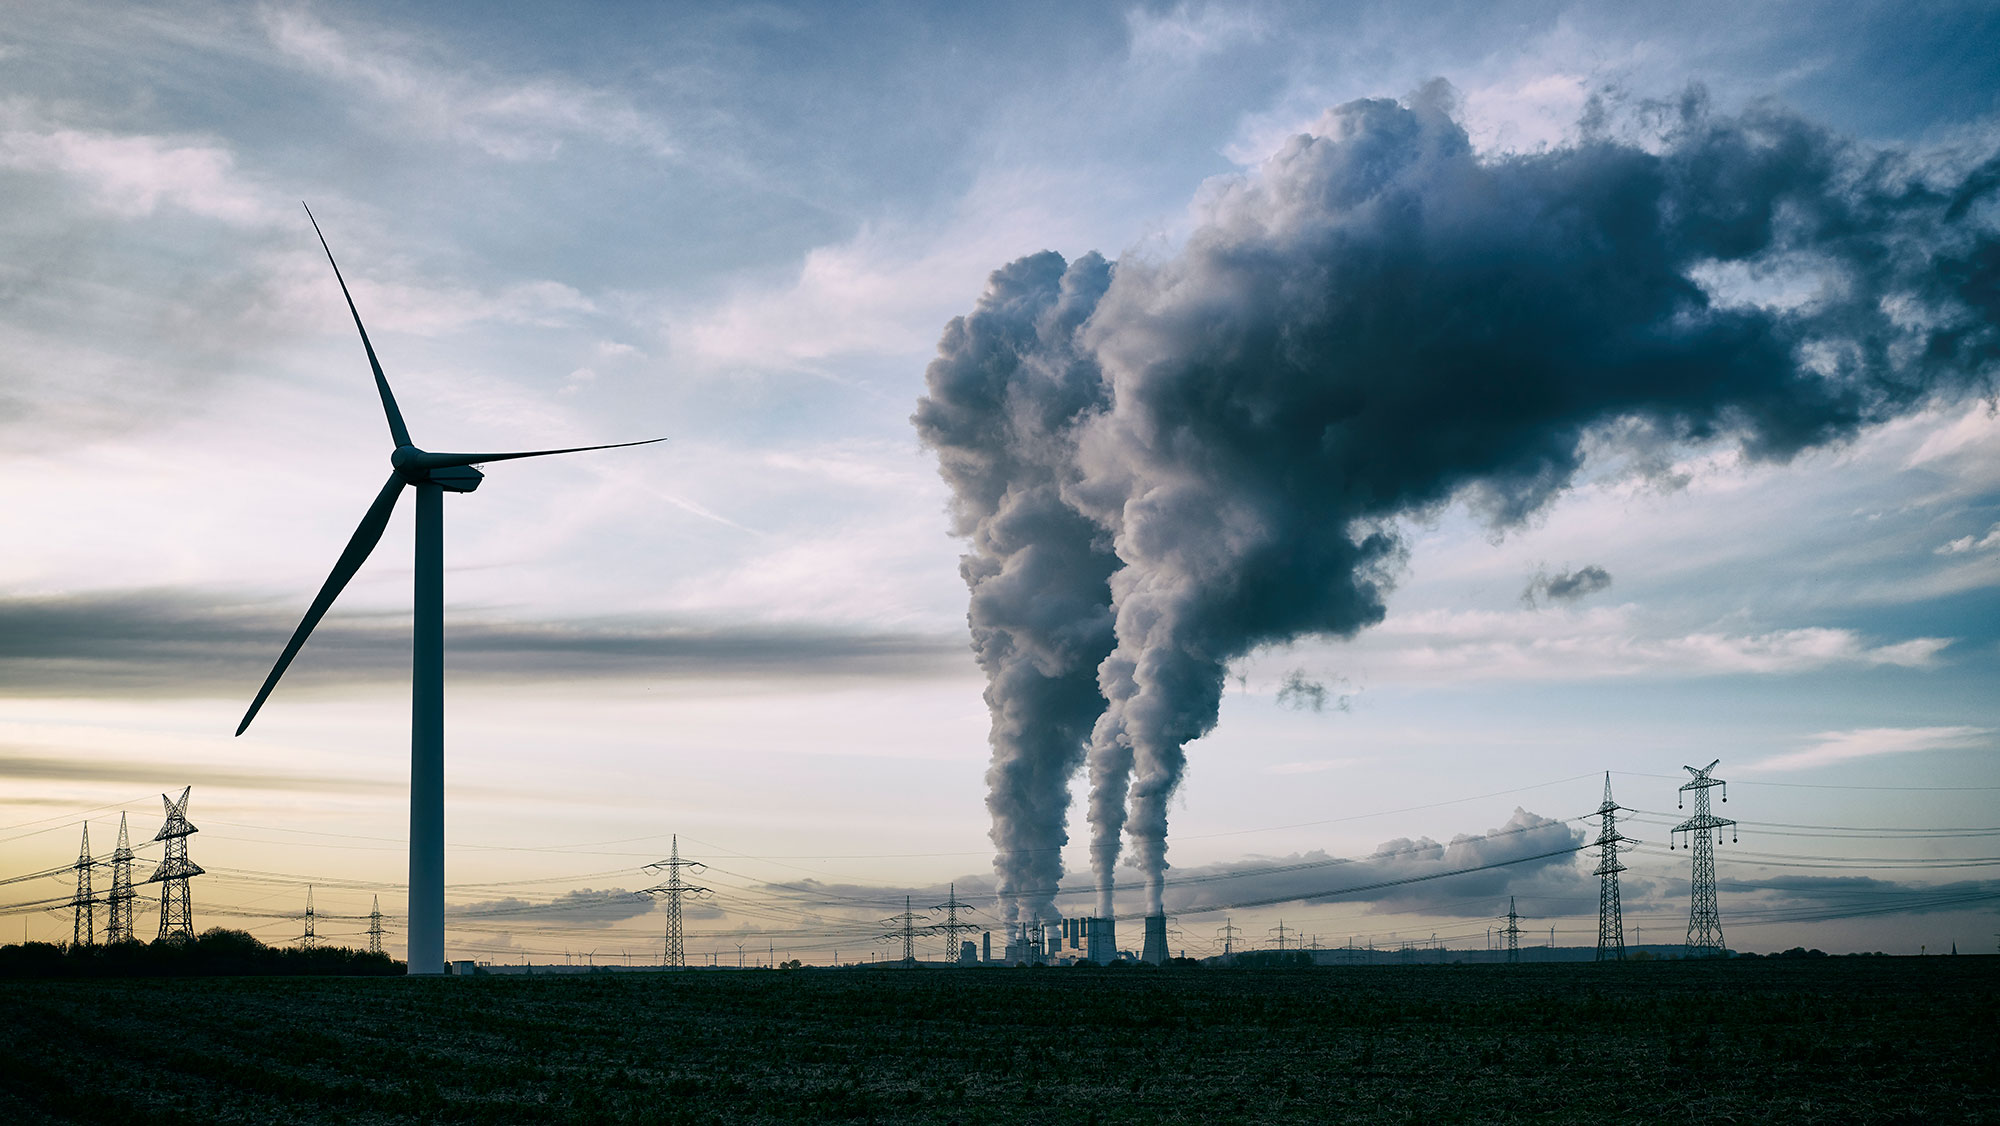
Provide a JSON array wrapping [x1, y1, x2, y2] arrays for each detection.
[[1141, 914, 1168, 965]]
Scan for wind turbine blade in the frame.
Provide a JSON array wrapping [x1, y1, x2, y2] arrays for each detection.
[[404, 436, 667, 471], [236, 472, 406, 736], [303, 203, 413, 449]]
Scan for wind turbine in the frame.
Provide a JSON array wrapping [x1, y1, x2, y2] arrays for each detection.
[[237, 204, 663, 974]]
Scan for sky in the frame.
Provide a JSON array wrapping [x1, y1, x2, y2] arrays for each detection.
[[2, 0, 1997, 964]]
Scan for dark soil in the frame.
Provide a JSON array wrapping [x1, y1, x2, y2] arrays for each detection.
[[3, 957, 1995, 1124]]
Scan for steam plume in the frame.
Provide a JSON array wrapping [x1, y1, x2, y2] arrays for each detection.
[[911, 251, 1118, 931], [920, 81, 1999, 920]]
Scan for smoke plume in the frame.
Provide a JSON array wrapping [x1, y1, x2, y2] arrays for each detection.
[[918, 81, 1999, 922], [911, 251, 1120, 932]]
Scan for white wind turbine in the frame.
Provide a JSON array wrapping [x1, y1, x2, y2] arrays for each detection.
[[237, 205, 663, 974]]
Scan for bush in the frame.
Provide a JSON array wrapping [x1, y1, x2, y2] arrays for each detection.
[[0, 930, 404, 977]]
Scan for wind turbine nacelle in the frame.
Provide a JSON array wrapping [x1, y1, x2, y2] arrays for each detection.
[[423, 465, 484, 492]]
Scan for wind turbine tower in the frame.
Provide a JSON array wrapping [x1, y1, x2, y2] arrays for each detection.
[[147, 786, 202, 942], [642, 836, 709, 969], [235, 207, 664, 974], [106, 813, 136, 944], [1672, 759, 1737, 958]]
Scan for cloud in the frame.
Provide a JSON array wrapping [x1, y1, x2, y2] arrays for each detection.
[[1718, 875, 2000, 931], [449, 887, 655, 926], [1157, 808, 1589, 917], [0, 587, 969, 697], [1743, 726, 1992, 772], [1360, 608, 1953, 680], [262, 8, 672, 161], [0, 745, 399, 794], [1521, 564, 1613, 607], [1936, 522, 2000, 555], [0, 122, 283, 225], [1124, 4, 1266, 65]]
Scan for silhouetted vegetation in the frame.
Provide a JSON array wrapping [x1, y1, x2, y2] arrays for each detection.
[[0, 929, 402, 978], [1, 957, 1993, 1123]]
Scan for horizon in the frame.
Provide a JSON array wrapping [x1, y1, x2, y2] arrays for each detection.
[[3, 0, 1997, 965]]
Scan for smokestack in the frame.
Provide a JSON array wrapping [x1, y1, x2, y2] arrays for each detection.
[[1086, 916, 1116, 964], [1141, 914, 1167, 965], [982, 931, 991, 964]]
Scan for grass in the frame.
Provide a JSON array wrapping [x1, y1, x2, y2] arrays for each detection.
[[3, 957, 1995, 1124]]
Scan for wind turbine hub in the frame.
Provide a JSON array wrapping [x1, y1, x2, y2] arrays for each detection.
[[390, 446, 485, 492]]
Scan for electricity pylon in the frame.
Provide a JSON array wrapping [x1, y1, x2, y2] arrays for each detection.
[[1504, 897, 1521, 964], [146, 786, 203, 941], [883, 896, 925, 968], [70, 823, 96, 948], [367, 896, 384, 956], [106, 813, 136, 944], [299, 885, 318, 947], [642, 835, 710, 969], [1672, 759, 1737, 958], [1269, 920, 1292, 952], [929, 883, 979, 963], [1590, 772, 1638, 961], [1218, 918, 1240, 964]]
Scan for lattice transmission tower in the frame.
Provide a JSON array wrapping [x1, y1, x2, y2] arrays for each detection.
[[1590, 772, 1638, 961], [1671, 759, 1737, 958], [70, 822, 96, 948], [929, 883, 980, 964], [642, 835, 710, 969], [1504, 896, 1521, 964], [367, 895, 384, 956], [299, 885, 318, 947], [883, 896, 925, 968], [146, 786, 203, 941], [106, 813, 137, 944]]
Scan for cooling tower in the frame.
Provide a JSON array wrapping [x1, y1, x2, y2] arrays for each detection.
[[1086, 916, 1116, 964], [1141, 914, 1167, 965]]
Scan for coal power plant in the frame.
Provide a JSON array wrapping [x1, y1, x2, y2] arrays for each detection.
[[914, 86, 2000, 954]]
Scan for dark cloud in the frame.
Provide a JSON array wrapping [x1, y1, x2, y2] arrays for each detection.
[[448, 887, 655, 927], [0, 746, 401, 795], [1158, 809, 1589, 916], [1522, 564, 1614, 608], [0, 587, 970, 697], [918, 82, 2000, 920], [1721, 874, 2000, 920]]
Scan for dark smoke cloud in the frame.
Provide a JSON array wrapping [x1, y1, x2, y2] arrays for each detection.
[[919, 81, 2000, 923], [912, 252, 1121, 932], [1522, 564, 1613, 608], [1275, 669, 1328, 712]]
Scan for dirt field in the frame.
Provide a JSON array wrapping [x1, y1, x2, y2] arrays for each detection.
[[3, 958, 1995, 1124]]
